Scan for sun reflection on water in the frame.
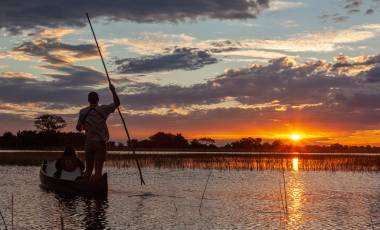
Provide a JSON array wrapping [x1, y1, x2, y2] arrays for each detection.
[[292, 157, 299, 171], [287, 157, 304, 229]]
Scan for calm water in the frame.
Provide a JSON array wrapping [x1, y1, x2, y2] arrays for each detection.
[[1, 153, 380, 229]]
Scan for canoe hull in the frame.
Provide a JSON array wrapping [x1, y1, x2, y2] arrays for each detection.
[[39, 165, 108, 198]]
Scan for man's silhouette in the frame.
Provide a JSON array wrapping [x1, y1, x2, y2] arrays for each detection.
[[76, 84, 120, 180]]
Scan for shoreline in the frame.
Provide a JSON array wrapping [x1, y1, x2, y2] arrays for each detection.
[[2, 148, 380, 154]]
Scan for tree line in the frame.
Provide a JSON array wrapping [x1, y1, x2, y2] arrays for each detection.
[[2, 130, 380, 153], [1, 114, 380, 153]]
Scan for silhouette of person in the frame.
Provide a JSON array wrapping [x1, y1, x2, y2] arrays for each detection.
[[54, 146, 84, 179], [76, 84, 120, 181]]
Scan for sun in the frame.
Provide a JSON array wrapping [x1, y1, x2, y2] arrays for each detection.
[[290, 134, 302, 141]]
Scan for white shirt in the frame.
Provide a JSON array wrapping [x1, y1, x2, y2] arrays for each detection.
[[77, 103, 116, 142]]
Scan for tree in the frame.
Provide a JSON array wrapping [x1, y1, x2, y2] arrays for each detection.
[[190, 137, 217, 149], [0, 131, 17, 147], [148, 132, 188, 148], [230, 137, 262, 150], [198, 137, 216, 145], [34, 114, 66, 132]]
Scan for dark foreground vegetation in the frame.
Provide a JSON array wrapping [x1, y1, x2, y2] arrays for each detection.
[[1, 130, 380, 153]]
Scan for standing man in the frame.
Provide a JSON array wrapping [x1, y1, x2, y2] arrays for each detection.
[[76, 84, 120, 180]]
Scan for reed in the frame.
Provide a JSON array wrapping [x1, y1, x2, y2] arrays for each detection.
[[0, 207, 8, 230], [3, 151, 380, 172], [11, 193, 13, 230], [172, 201, 178, 214], [60, 213, 64, 230], [199, 170, 213, 215], [281, 165, 288, 215], [278, 180, 284, 229], [279, 179, 285, 215]]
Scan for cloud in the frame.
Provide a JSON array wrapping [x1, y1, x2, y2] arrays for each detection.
[[118, 56, 357, 109], [112, 54, 380, 140], [107, 32, 196, 55], [239, 24, 380, 53], [2, 51, 380, 116], [3, 52, 380, 141], [109, 24, 380, 66], [0, 0, 270, 34], [0, 102, 82, 119], [344, 0, 362, 12], [106, 24, 380, 74], [109, 23, 380, 75], [215, 49, 291, 60], [0, 64, 108, 106], [115, 47, 218, 73], [0, 71, 35, 79], [31, 27, 78, 39], [366, 8, 375, 14], [43, 64, 107, 87], [12, 37, 98, 64], [267, 0, 304, 12], [321, 0, 380, 23]]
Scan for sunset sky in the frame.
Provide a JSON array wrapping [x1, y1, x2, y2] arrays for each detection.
[[1, 0, 380, 145]]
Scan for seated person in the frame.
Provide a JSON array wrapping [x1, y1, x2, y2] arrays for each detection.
[[54, 146, 85, 179]]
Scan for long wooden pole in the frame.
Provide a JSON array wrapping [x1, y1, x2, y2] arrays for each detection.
[[86, 13, 145, 185]]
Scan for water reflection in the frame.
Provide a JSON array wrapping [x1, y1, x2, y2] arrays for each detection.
[[83, 198, 108, 230], [56, 194, 108, 230], [286, 168, 304, 229], [292, 158, 299, 171]]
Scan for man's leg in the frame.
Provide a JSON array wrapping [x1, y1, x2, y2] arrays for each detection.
[[94, 160, 104, 179], [84, 142, 95, 180], [94, 141, 106, 179], [84, 159, 94, 180]]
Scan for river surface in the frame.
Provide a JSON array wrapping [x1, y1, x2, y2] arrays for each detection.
[[1, 153, 380, 229]]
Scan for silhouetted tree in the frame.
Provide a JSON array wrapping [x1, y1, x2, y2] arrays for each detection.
[[148, 132, 188, 148], [190, 137, 217, 149], [230, 137, 262, 150], [34, 114, 66, 132], [271, 140, 283, 151], [198, 137, 215, 145], [0, 132, 17, 147]]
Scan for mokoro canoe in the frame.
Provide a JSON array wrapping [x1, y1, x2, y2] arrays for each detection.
[[39, 160, 107, 197]]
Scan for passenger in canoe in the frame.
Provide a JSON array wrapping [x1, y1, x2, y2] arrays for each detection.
[[54, 146, 85, 179], [76, 84, 120, 181]]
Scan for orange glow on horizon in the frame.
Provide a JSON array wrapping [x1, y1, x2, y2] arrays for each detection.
[[107, 125, 380, 146]]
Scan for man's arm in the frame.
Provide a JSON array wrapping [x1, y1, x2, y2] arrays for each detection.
[[76, 123, 83, 132], [109, 83, 120, 107], [76, 110, 84, 132]]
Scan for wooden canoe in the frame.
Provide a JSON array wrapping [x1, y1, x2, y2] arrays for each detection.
[[39, 160, 107, 197]]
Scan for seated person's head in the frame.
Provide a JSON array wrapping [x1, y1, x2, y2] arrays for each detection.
[[60, 146, 81, 172]]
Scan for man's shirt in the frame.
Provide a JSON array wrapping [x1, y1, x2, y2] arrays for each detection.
[[77, 103, 116, 142]]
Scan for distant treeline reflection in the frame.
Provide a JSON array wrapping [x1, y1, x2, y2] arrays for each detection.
[[1, 130, 380, 153]]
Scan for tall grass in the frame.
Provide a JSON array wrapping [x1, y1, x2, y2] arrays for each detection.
[[2, 151, 380, 172]]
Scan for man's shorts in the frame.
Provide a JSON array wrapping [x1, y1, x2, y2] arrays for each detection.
[[85, 141, 107, 161]]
